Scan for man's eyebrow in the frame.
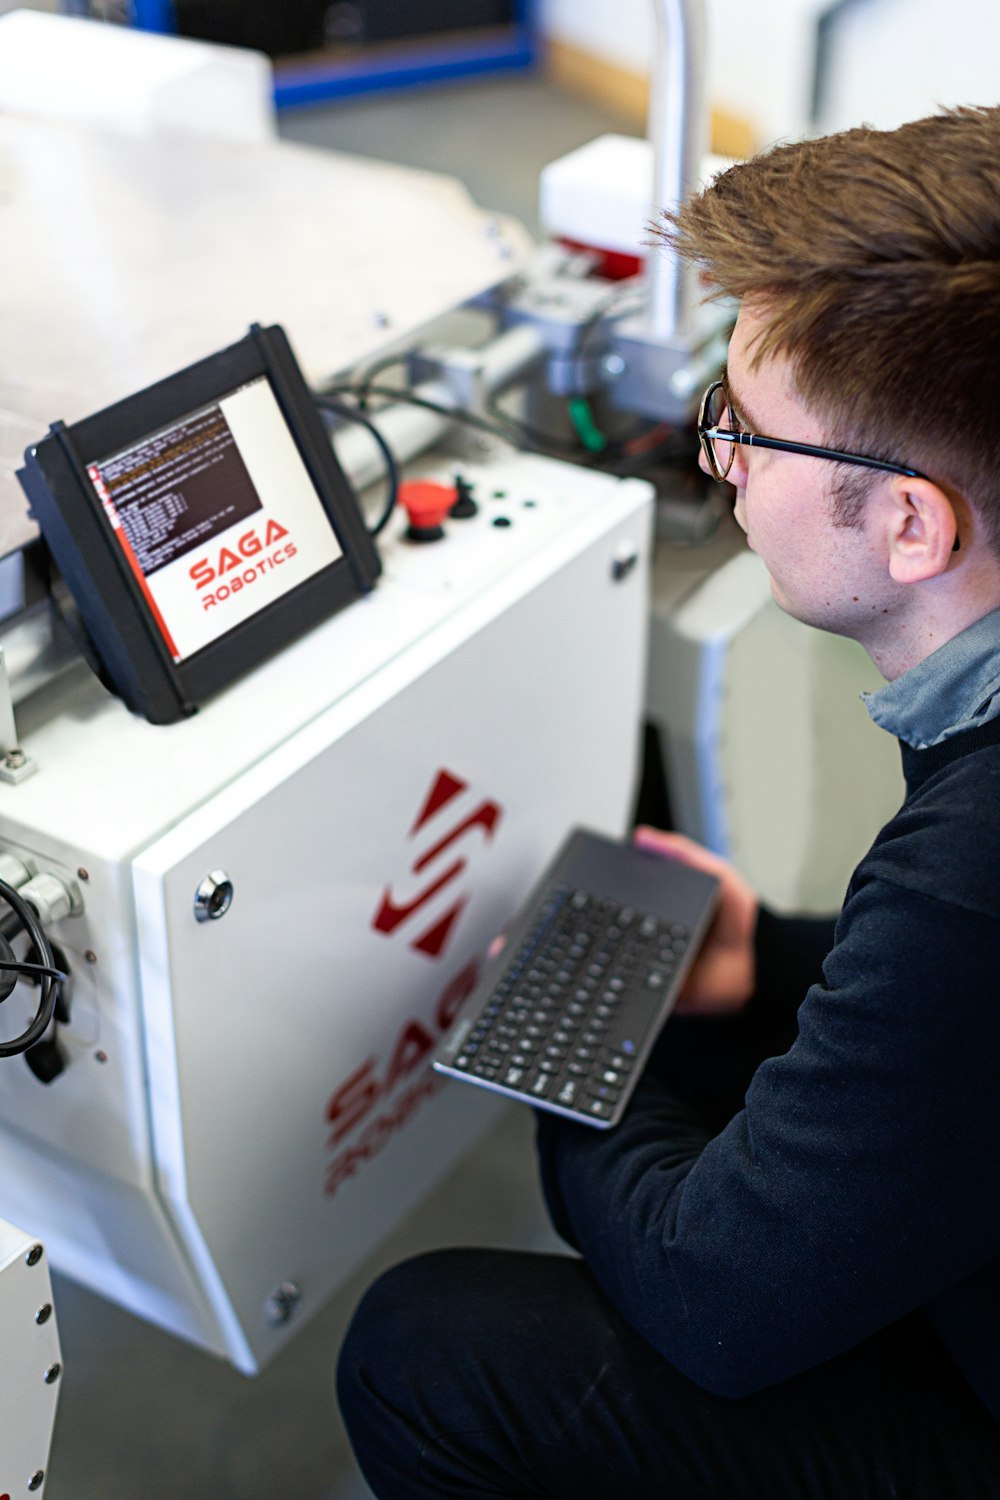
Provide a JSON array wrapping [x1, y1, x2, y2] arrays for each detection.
[[720, 366, 763, 433]]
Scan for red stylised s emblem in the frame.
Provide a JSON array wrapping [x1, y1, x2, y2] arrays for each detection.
[[373, 769, 503, 958]]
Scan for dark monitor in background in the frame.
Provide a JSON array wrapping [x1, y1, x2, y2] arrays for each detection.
[[19, 324, 380, 724]]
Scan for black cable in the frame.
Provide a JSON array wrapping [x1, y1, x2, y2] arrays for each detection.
[[325, 381, 625, 465], [323, 381, 542, 449], [5, 959, 69, 985], [315, 350, 411, 411], [0, 879, 63, 1058], [483, 388, 594, 458], [320, 283, 644, 466], [333, 377, 687, 475], [320, 286, 688, 478], [314, 394, 400, 537], [484, 284, 652, 462], [349, 352, 410, 412]]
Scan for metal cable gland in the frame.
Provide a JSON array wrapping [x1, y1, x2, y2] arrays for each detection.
[[19, 872, 80, 926]]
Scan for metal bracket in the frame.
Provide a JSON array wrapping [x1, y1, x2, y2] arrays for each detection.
[[0, 647, 37, 784]]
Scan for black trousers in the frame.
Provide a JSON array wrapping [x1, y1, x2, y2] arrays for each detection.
[[337, 1248, 1000, 1499], [337, 1013, 1000, 1498]]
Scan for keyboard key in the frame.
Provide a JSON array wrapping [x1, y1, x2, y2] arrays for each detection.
[[607, 1054, 634, 1073]]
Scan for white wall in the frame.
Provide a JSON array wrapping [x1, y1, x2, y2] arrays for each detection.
[[539, 0, 1000, 149], [707, 0, 827, 146], [541, 0, 652, 71], [539, 0, 833, 148], [818, 0, 1000, 134]]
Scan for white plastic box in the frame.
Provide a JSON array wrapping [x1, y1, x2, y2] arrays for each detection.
[[0, 9, 275, 143]]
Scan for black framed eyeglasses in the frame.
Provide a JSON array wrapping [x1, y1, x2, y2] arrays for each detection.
[[697, 380, 928, 485]]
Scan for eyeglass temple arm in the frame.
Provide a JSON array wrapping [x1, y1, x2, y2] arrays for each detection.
[[706, 428, 924, 479]]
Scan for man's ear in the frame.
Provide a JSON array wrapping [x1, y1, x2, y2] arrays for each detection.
[[884, 476, 959, 584]]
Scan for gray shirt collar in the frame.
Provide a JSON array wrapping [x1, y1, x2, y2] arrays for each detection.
[[863, 605, 1000, 749]]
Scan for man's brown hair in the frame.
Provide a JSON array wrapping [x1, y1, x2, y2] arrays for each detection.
[[661, 106, 1000, 544]]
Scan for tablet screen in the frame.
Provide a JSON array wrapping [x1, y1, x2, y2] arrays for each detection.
[[86, 375, 343, 663]]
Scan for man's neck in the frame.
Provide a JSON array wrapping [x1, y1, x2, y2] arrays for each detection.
[[863, 581, 1000, 681]]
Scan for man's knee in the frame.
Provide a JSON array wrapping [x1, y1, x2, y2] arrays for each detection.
[[338, 1252, 443, 1415]]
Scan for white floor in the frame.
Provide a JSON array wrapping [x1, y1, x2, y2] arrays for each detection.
[[46, 1106, 564, 1499]]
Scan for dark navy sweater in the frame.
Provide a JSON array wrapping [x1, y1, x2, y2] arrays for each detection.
[[537, 716, 1000, 1417]]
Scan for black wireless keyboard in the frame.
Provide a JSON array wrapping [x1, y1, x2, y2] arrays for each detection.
[[433, 828, 719, 1128]]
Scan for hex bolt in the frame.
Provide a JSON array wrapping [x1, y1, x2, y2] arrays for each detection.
[[194, 871, 234, 924], [43, 1364, 61, 1386], [25, 1245, 43, 1268], [35, 1304, 52, 1326], [264, 1281, 302, 1327], [4, 748, 25, 770]]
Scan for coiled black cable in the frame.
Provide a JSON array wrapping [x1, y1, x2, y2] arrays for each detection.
[[0, 878, 66, 1057]]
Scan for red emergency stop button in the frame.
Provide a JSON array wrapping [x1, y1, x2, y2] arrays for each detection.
[[399, 479, 456, 542]]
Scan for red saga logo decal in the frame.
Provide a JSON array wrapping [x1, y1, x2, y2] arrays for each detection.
[[188, 519, 296, 609], [322, 960, 480, 1199], [372, 769, 503, 959], [321, 770, 504, 1198]]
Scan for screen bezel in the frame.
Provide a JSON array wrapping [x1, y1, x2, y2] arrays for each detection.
[[19, 325, 380, 723]]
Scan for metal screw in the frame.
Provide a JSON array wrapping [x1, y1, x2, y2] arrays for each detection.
[[264, 1281, 302, 1327], [77, 868, 89, 882], [95, 1050, 108, 1065], [602, 353, 627, 379], [611, 548, 639, 583], [84, 950, 97, 964], [43, 1363, 61, 1385], [28, 1473, 44, 1493], [371, 309, 391, 329], [25, 1245, 43, 1267], [194, 871, 233, 924], [35, 1304, 52, 1326]]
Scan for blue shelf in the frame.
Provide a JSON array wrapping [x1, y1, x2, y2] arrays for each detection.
[[274, 29, 537, 111], [130, 0, 174, 31], [125, 0, 537, 108]]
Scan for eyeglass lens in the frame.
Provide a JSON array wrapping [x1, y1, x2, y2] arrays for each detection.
[[702, 384, 734, 480]]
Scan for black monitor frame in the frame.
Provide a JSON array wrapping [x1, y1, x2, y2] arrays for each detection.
[[18, 324, 381, 724]]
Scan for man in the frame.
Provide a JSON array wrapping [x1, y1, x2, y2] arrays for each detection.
[[337, 106, 1000, 1497]]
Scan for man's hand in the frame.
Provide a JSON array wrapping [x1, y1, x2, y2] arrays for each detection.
[[633, 826, 759, 1016]]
